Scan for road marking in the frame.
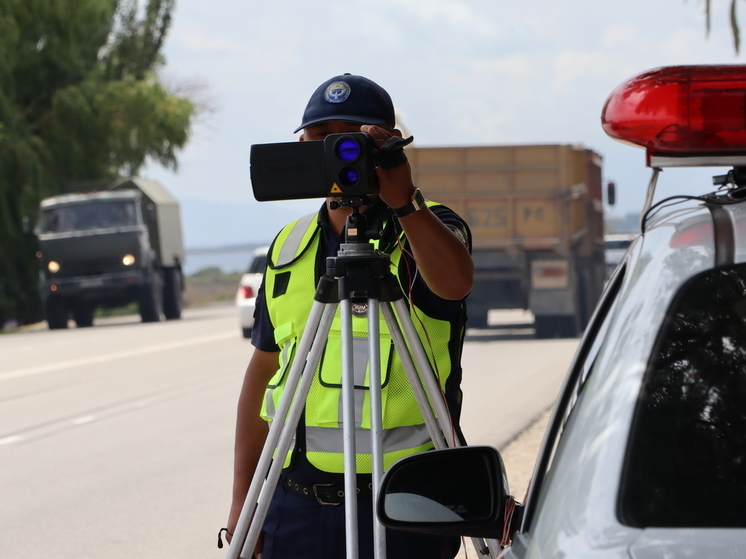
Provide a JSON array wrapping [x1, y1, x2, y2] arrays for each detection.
[[0, 330, 236, 382]]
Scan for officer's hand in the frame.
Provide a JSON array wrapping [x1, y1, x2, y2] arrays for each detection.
[[360, 124, 416, 211]]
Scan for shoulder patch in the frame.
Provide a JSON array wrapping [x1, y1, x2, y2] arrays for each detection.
[[447, 224, 469, 247]]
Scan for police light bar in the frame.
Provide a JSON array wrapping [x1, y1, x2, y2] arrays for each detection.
[[602, 65, 746, 167]]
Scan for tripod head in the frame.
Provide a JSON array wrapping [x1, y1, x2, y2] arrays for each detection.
[[317, 197, 403, 306], [329, 197, 388, 246]]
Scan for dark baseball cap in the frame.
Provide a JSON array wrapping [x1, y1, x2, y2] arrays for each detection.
[[294, 74, 395, 133]]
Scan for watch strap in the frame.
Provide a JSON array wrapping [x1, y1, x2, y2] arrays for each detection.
[[392, 188, 425, 218]]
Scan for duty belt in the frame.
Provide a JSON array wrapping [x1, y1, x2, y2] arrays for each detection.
[[281, 475, 373, 506]]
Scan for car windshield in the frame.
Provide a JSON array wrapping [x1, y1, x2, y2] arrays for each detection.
[[247, 253, 267, 274], [40, 201, 137, 233], [620, 264, 746, 528]]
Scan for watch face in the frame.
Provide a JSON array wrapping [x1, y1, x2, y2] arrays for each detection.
[[413, 188, 425, 209]]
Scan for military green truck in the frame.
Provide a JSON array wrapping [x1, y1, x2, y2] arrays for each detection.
[[407, 144, 606, 338], [36, 177, 185, 329]]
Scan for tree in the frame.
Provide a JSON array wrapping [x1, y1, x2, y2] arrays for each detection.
[[0, 0, 194, 327], [704, 0, 745, 53]]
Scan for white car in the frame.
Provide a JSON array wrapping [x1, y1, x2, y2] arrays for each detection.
[[377, 64, 746, 557], [236, 246, 268, 338]]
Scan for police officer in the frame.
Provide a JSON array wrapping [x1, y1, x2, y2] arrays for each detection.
[[225, 74, 474, 559]]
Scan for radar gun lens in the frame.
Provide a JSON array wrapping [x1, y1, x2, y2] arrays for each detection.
[[335, 137, 362, 162], [339, 166, 361, 187]]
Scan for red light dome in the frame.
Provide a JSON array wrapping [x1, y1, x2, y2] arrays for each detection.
[[602, 65, 746, 156]]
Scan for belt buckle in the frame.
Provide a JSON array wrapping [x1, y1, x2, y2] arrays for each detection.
[[313, 483, 342, 506]]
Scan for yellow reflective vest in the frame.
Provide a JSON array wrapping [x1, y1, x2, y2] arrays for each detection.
[[260, 205, 467, 473]]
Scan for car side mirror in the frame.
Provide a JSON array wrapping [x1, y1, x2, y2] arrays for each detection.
[[376, 446, 511, 539]]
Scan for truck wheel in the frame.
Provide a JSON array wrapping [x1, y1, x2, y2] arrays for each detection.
[[556, 315, 579, 338], [534, 315, 554, 339], [468, 309, 490, 329], [535, 315, 578, 339], [73, 302, 96, 328], [466, 305, 490, 328], [139, 273, 164, 323], [162, 267, 183, 320], [46, 296, 69, 329]]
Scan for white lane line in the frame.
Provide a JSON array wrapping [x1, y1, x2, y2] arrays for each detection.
[[0, 330, 236, 382]]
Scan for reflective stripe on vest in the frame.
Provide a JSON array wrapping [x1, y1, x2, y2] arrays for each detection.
[[275, 212, 317, 267], [262, 204, 455, 473]]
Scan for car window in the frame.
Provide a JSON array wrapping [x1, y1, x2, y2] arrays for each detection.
[[247, 253, 268, 274], [619, 263, 746, 528]]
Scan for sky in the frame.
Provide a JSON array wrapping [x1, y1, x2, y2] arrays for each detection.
[[140, 0, 744, 249]]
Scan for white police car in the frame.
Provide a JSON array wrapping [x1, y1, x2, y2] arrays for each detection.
[[376, 65, 746, 558]]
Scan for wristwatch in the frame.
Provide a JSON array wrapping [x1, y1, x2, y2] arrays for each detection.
[[391, 188, 425, 218]]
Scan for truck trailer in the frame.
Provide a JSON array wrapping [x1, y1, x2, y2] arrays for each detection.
[[36, 177, 185, 329], [407, 144, 606, 338]]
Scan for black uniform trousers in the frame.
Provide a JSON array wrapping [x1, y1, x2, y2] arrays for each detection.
[[261, 457, 460, 559]]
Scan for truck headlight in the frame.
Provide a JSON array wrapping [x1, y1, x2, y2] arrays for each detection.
[[48, 261, 60, 273], [122, 254, 136, 266]]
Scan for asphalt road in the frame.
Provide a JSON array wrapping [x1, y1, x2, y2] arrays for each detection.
[[0, 305, 578, 558]]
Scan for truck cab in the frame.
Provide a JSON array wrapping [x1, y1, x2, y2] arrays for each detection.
[[37, 178, 185, 329]]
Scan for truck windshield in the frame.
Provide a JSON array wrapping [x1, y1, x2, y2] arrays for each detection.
[[40, 201, 137, 233]]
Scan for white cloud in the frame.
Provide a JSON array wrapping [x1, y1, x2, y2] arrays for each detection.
[[169, 22, 243, 53], [602, 25, 640, 48], [147, 0, 746, 246]]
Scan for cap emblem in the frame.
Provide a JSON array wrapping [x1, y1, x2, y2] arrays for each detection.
[[325, 81, 351, 104]]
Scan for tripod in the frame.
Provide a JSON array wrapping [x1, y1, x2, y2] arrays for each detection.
[[226, 203, 492, 559]]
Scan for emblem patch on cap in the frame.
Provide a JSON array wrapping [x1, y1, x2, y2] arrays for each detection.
[[325, 81, 351, 104]]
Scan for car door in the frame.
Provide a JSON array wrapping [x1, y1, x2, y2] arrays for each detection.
[[502, 258, 629, 558]]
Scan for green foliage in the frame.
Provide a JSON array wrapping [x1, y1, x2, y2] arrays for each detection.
[[703, 0, 744, 53], [184, 269, 243, 306], [0, 0, 194, 326], [188, 267, 243, 286]]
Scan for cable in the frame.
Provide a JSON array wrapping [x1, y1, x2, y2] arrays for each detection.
[[641, 182, 746, 233], [642, 194, 713, 233], [394, 235, 459, 447]]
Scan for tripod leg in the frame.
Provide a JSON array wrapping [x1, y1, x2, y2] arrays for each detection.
[[367, 298, 386, 559], [380, 301, 456, 448], [382, 299, 496, 557], [339, 298, 361, 559], [226, 302, 337, 559]]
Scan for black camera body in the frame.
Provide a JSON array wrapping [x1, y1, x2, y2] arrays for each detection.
[[250, 133, 379, 202]]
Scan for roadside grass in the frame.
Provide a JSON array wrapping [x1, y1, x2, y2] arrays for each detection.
[[92, 266, 242, 318], [184, 267, 242, 307]]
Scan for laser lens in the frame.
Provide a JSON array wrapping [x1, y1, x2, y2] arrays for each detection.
[[339, 166, 361, 188], [335, 137, 361, 162]]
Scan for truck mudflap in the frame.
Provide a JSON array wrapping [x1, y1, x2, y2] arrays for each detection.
[[530, 259, 570, 291], [529, 258, 580, 339]]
